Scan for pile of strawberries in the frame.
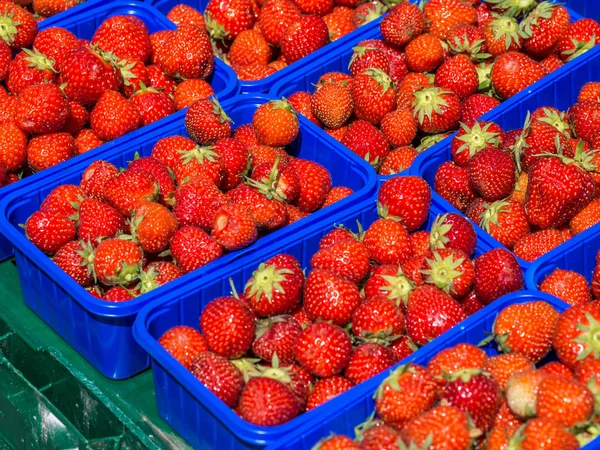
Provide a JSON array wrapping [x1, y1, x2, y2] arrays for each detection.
[[22, 98, 351, 301], [282, 0, 600, 174], [317, 299, 600, 449], [0, 3, 219, 186], [157, 176, 525, 426], [164, 0, 393, 82], [433, 81, 600, 263], [539, 248, 600, 306], [8, 0, 81, 21]]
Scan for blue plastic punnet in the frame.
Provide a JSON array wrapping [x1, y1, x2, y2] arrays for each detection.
[[0, 94, 376, 379], [0, 0, 240, 263], [133, 190, 511, 450]]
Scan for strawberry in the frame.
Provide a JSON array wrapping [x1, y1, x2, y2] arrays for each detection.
[[238, 376, 299, 426], [253, 99, 299, 147], [474, 248, 523, 304], [245, 255, 303, 317], [363, 265, 415, 306], [421, 248, 474, 298], [513, 229, 565, 262], [569, 198, 600, 235], [91, 15, 152, 63], [427, 343, 488, 389], [380, 3, 425, 47], [0, 40, 9, 81], [75, 198, 126, 244], [191, 351, 245, 408], [540, 56, 564, 74], [258, 0, 302, 46], [424, 0, 477, 41], [378, 146, 418, 175], [479, 200, 530, 249], [7, 49, 56, 95], [429, 212, 477, 257], [288, 91, 321, 127], [235, 63, 277, 81], [166, 4, 206, 29], [138, 262, 183, 293], [569, 100, 600, 143], [89, 90, 141, 141], [173, 79, 214, 111], [53, 240, 94, 287], [306, 376, 354, 410], [504, 369, 547, 419], [344, 343, 397, 385], [211, 203, 258, 250], [451, 121, 504, 168], [323, 10, 353, 41], [313, 435, 359, 450], [483, 15, 525, 57], [158, 326, 208, 370], [374, 364, 438, 428], [404, 405, 472, 450], [79, 160, 118, 202], [173, 144, 224, 186], [146, 64, 177, 96], [185, 97, 233, 145], [252, 316, 302, 364], [310, 83, 352, 129], [280, 15, 329, 64], [62, 101, 89, 135], [303, 269, 361, 325], [352, 295, 406, 339], [292, 0, 333, 16], [170, 225, 222, 273], [229, 29, 272, 67], [351, 68, 396, 126], [447, 23, 488, 60], [540, 269, 591, 306], [32, 0, 78, 18], [350, 2, 384, 28], [205, 0, 255, 41], [105, 168, 159, 217], [406, 285, 467, 345], [129, 201, 177, 254], [14, 83, 68, 134], [0, 1, 37, 49], [412, 87, 462, 134], [491, 52, 546, 99], [129, 85, 176, 127], [311, 239, 370, 284], [460, 94, 501, 127], [405, 33, 444, 73], [294, 322, 352, 377], [103, 286, 137, 302], [348, 46, 389, 77], [156, 25, 214, 80], [379, 109, 417, 148], [75, 130, 104, 154], [489, 301, 559, 363], [322, 186, 352, 207], [211, 138, 249, 190], [362, 218, 411, 266], [468, 148, 516, 201], [554, 302, 600, 370], [286, 158, 331, 212], [228, 182, 288, 230], [32, 28, 79, 68], [233, 123, 259, 149], [578, 81, 600, 102], [505, 418, 579, 450], [537, 375, 594, 427], [128, 156, 176, 206], [340, 120, 390, 167], [173, 177, 227, 229], [27, 132, 76, 172], [354, 418, 401, 450], [59, 46, 121, 106], [40, 184, 84, 219], [93, 238, 143, 285], [151, 136, 197, 171], [521, 2, 570, 58], [540, 361, 574, 379], [377, 176, 431, 232], [434, 161, 477, 211], [484, 353, 534, 393], [558, 18, 600, 62], [435, 54, 478, 101]]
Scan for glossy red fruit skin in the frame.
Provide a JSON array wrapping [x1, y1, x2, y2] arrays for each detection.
[[554, 302, 600, 370], [344, 343, 397, 385], [362, 218, 412, 266], [294, 322, 352, 378], [310, 239, 370, 284], [158, 326, 208, 370], [474, 249, 523, 305], [306, 376, 354, 410], [25, 210, 76, 254], [239, 377, 300, 426], [191, 351, 245, 408], [281, 16, 329, 64], [378, 176, 431, 232], [170, 225, 223, 273]]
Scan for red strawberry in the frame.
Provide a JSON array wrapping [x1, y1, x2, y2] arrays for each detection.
[[191, 351, 245, 407], [280, 15, 329, 64], [40, 184, 85, 218], [303, 269, 361, 326], [468, 147, 516, 201], [173, 177, 227, 230], [7, 49, 56, 95], [421, 248, 474, 298], [212, 203, 258, 250], [158, 326, 208, 370], [554, 302, 600, 370], [424, 0, 477, 41], [294, 322, 352, 377], [322, 186, 352, 207], [311, 238, 370, 284], [537, 375, 594, 428], [340, 119, 390, 167], [558, 18, 600, 61], [253, 99, 299, 147], [75, 129, 104, 154], [130, 201, 178, 254], [128, 156, 176, 206], [53, 240, 94, 287], [427, 343, 488, 389], [92, 15, 152, 62], [138, 261, 183, 293], [540, 269, 591, 306], [90, 90, 141, 141], [173, 79, 214, 111], [451, 121, 504, 167], [252, 316, 302, 364], [170, 225, 223, 273], [239, 376, 299, 426], [205, 0, 255, 41], [352, 295, 406, 339], [0, 1, 37, 49], [286, 158, 331, 212], [173, 145, 224, 186], [348, 46, 389, 77], [434, 161, 477, 212], [310, 83, 352, 129], [156, 25, 214, 79], [377, 176, 431, 232], [166, 4, 206, 28], [521, 2, 570, 58], [447, 23, 488, 60], [93, 238, 143, 285], [483, 15, 525, 57], [185, 98, 233, 145], [380, 3, 425, 47], [244, 254, 303, 317], [491, 52, 546, 99], [479, 200, 530, 249], [258, 0, 302, 46], [429, 213, 477, 257], [104, 168, 158, 217], [103, 286, 137, 302], [27, 132, 76, 172], [374, 363, 438, 428], [129, 85, 176, 126], [405, 33, 444, 73], [474, 248, 523, 304], [435, 54, 478, 100], [344, 343, 397, 385], [62, 101, 89, 135], [513, 229, 565, 262], [146, 64, 177, 96], [412, 87, 462, 134], [59, 47, 121, 106], [363, 265, 415, 306], [351, 68, 396, 126], [79, 160, 119, 201], [505, 418, 579, 450], [306, 376, 354, 410], [406, 285, 467, 345], [569, 100, 600, 143], [378, 146, 418, 175], [227, 183, 288, 230], [362, 218, 411, 266], [403, 405, 471, 450], [75, 198, 126, 244], [229, 29, 272, 67], [460, 94, 501, 127], [15, 83, 68, 134], [313, 435, 359, 450]]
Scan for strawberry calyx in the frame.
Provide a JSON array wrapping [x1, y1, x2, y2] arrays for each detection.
[[255, 315, 290, 340], [131, 81, 162, 98], [535, 107, 572, 137], [510, 112, 533, 174], [519, 1, 554, 36], [103, 260, 141, 286], [574, 312, 600, 362], [349, 46, 372, 67], [245, 263, 294, 304], [412, 87, 452, 125], [210, 97, 233, 124], [22, 47, 57, 73], [246, 157, 287, 202], [417, 132, 450, 152], [178, 144, 221, 166], [421, 251, 465, 295], [448, 37, 491, 62], [116, 58, 140, 87], [505, 424, 528, 450], [429, 213, 452, 250], [479, 200, 510, 233], [380, 268, 415, 307], [0, 9, 19, 46], [355, 2, 386, 25], [485, 0, 537, 19], [364, 68, 394, 94], [247, 354, 293, 383], [443, 368, 486, 383], [541, 135, 597, 172], [269, 98, 297, 117], [353, 412, 379, 443], [89, 44, 120, 69], [455, 121, 502, 158], [136, 265, 162, 294], [73, 239, 95, 279], [204, 12, 229, 42], [398, 435, 433, 450], [374, 363, 415, 400], [488, 13, 530, 47], [563, 35, 598, 62], [231, 357, 261, 383], [476, 63, 493, 92], [377, 201, 403, 222]]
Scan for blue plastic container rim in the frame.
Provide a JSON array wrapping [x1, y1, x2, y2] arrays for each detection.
[[0, 93, 377, 320]]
